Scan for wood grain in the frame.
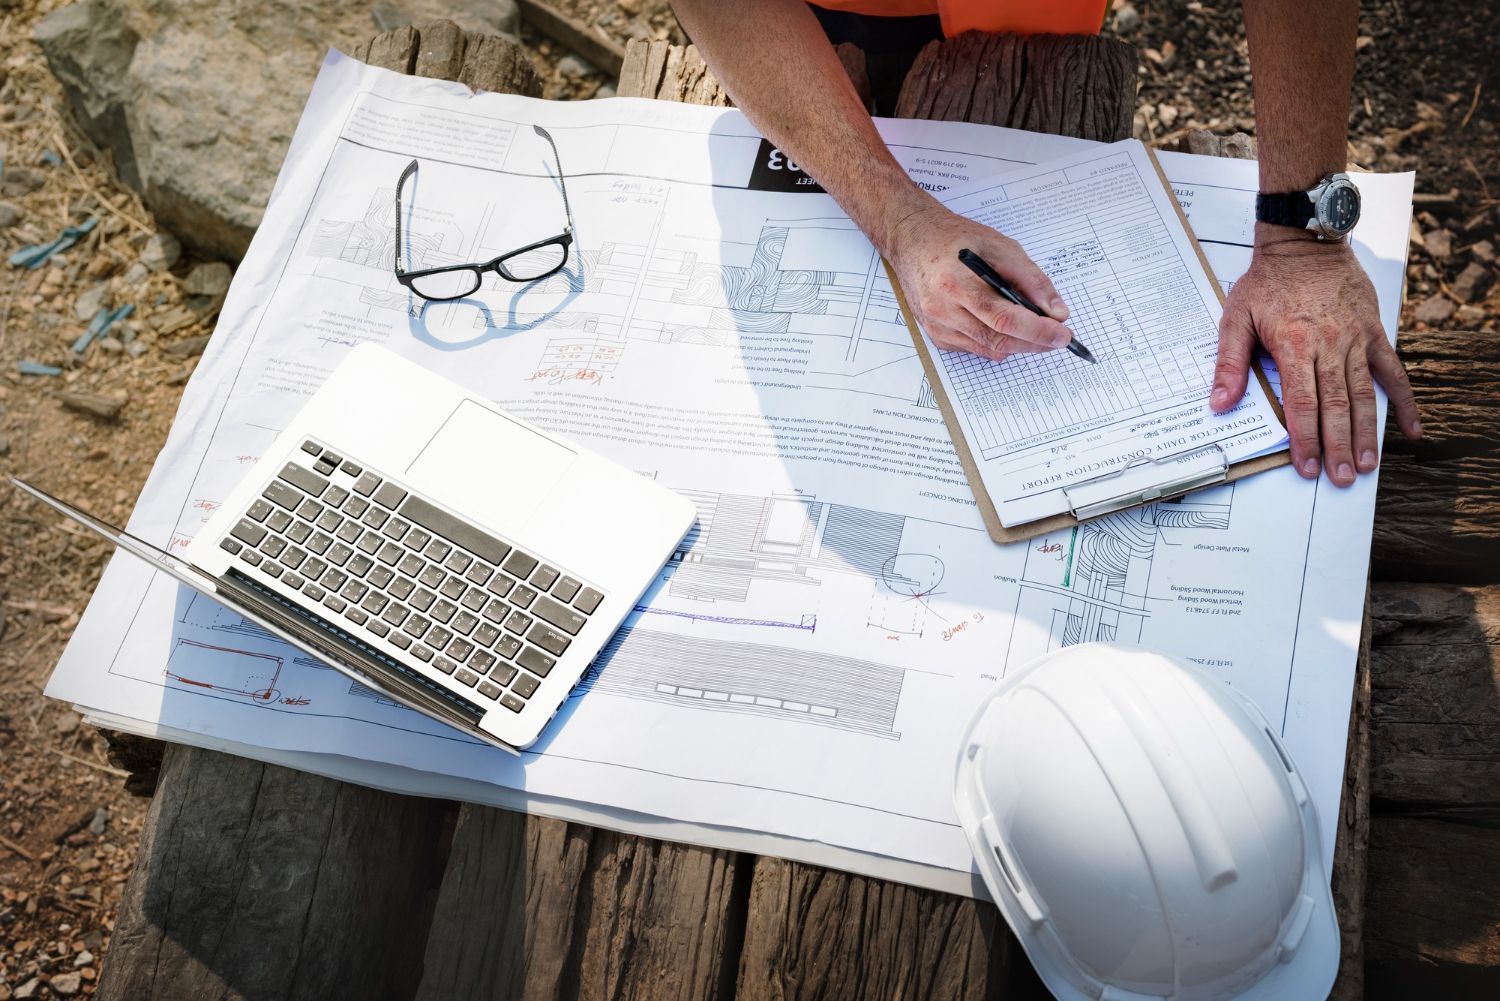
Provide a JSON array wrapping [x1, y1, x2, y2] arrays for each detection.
[[97, 746, 456, 1001], [895, 32, 1137, 142], [416, 810, 746, 1001], [355, 20, 543, 97]]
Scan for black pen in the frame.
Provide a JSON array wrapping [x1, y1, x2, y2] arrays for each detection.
[[957, 248, 1096, 364]]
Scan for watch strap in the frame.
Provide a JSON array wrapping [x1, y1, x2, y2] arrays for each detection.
[[1255, 190, 1316, 229]]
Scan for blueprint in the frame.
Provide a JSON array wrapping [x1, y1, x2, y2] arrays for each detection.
[[46, 51, 1414, 895], [919, 141, 1286, 526]]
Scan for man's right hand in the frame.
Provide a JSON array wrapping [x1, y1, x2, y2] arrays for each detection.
[[883, 199, 1074, 361]]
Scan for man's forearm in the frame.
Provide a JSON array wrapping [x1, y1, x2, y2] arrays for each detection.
[[1243, 0, 1358, 196], [672, 0, 932, 254]]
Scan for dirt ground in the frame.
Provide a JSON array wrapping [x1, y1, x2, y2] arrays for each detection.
[[0, 0, 1494, 996]]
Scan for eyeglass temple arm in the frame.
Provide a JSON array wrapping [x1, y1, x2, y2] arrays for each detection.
[[532, 125, 574, 232], [394, 159, 419, 273]]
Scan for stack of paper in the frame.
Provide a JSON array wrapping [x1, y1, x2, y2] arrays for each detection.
[[47, 51, 1413, 895]]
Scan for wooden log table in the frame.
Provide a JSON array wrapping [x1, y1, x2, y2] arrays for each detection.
[[93, 22, 1500, 1001]]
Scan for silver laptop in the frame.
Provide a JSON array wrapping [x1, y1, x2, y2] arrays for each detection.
[[16, 344, 696, 751]]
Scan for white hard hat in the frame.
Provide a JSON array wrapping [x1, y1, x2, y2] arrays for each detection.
[[954, 643, 1338, 1001]]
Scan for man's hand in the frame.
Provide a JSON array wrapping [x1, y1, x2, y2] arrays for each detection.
[[884, 201, 1074, 361], [1211, 227, 1421, 485]]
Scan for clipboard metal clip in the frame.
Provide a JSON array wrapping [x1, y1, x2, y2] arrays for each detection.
[[1062, 444, 1230, 521]]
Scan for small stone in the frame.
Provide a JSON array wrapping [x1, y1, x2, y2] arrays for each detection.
[[0, 166, 43, 197], [88, 808, 107, 837], [126, 340, 148, 359], [140, 232, 181, 272], [74, 282, 110, 322], [1472, 240, 1496, 264], [73, 950, 94, 968], [121, 261, 149, 285], [183, 261, 232, 297], [1450, 261, 1493, 303], [98, 336, 124, 354], [1422, 228, 1454, 260], [56, 713, 79, 735], [556, 54, 594, 79], [0, 431, 10, 456], [1157, 104, 1179, 129], [60, 389, 128, 422], [163, 334, 211, 358], [13, 979, 38, 1000], [1113, 4, 1140, 32], [49, 972, 82, 997], [1412, 295, 1455, 325], [0, 201, 19, 228], [1456, 304, 1487, 325], [594, 83, 617, 100]]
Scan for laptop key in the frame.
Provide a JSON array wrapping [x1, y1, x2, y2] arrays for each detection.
[[368, 619, 389, 638], [323, 595, 347, 614], [444, 551, 473, 574], [511, 672, 541, 699], [397, 554, 423, 577], [412, 644, 434, 663], [482, 599, 508, 623], [336, 521, 363, 544], [429, 599, 457, 624], [302, 558, 328, 582], [532, 595, 586, 636], [389, 577, 415, 601], [452, 611, 479, 636], [500, 693, 525, 713], [361, 507, 390, 530], [440, 576, 467, 600], [461, 587, 488, 612], [474, 623, 502, 648], [361, 592, 388, 614], [306, 532, 332, 555], [486, 574, 516, 598], [343, 496, 370, 518], [279, 462, 328, 497], [220, 538, 243, 555], [389, 632, 412, 650], [433, 657, 458, 676], [382, 604, 410, 627], [404, 528, 431, 552], [316, 509, 343, 532], [504, 610, 532, 635], [402, 615, 430, 639], [282, 572, 305, 591], [313, 457, 337, 476], [287, 520, 313, 544], [247, 499, 273, 522], [465, 563, 493, 586], [326, 542, 353, 567], [382, 519, 410, 542], [368, 566, 394, 589], [477, 680, 502, 700], [510, 584, 537, 609], [399, 495, 510, 565], [373, 483, 407, 509], [346, 607, 368, 625], [230, 519, 265, 546], [471, 650, 497, 673], [259, 535, 287, 558], [304, 584, 326, 602], [341, 581, 368, 603], [573, 587, 604, 615], [489, 662, 518, 686], [419, 565, 445, 588], [347, 554, 374, 577], [411, 588, 436, 612], [377, 542, 403, 565], [551, 576, 581, 602], [425, 539, 452, 562], [321, 569, 348, 592], [263, 562, 284, 578], [502, 550, 538, 579], [340, 460, 362, 477], [454, 668, 479, 688], [526, 623, 571, 657], [296, 499, 323, 521], [530, 565, 560, 590], [494, 635, 522, 660], [279, 547, 307, 570], [267, 510, 293, 533], [324, 486, 349, 507], [263, 480, 302, 510], [300, 440, 321, 457], [516, 645, 555, 678], [447, 639, 474, 662], [357, 531, 383, 555], [239, 549, 263, 567], [352, 471, 381, 496], [426, 626, 452, 651]]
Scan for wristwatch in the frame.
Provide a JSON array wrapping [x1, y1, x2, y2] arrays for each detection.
[[1255, 173, 1362, 241]]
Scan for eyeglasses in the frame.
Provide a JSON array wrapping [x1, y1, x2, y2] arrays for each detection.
[[394, 125, 574, 302]]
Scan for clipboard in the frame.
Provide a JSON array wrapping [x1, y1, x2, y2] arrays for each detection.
[[890, 146, 1291, 544]]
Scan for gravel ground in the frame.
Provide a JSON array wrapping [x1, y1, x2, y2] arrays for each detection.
[[0, 1, 1493, 996]]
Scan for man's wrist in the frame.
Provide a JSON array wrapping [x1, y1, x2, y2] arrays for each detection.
[[1252, 220, 1348, 251]]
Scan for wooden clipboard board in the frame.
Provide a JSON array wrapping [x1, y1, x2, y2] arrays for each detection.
[[891, 146, 1291, 544]]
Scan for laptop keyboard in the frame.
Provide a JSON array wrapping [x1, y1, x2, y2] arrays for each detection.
[[215, 438, 605, 715]]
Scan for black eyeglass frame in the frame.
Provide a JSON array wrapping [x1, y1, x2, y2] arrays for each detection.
[[393, 124, 575, 302]]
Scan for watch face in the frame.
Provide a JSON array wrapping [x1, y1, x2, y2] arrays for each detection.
[[1319, 182, 1361, 235]]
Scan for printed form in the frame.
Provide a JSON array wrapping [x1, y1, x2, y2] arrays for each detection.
[[42, 52, 1413, 895], [918, 140, 1287, 526]]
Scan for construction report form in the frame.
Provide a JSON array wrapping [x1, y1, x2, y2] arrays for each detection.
[[44, 51, 1415, 896], [916, 140, 1286, 527]]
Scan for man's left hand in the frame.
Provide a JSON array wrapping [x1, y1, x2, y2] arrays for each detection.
[[1210, 226, 1422, 486]]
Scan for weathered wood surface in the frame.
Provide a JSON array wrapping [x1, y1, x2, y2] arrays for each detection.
[[1370, 328, 1500, 584], [97, 745, 458, 1001], [416, 810, 746, 1000], [352, 19, 543, 97], [618, 38, 873, 112], [1329, 601, 1373, 1001], [895, 32, 1137, 142]]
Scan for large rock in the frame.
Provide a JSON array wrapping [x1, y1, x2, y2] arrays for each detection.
[[34, 0, 521, 261]]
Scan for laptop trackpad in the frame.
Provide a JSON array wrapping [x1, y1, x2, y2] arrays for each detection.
[[406, 399, 576, 530]]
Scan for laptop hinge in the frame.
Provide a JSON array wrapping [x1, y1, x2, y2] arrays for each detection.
[[217, 568, 486, 731]]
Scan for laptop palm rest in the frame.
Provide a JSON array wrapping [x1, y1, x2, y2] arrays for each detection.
[[406, 399, 576, 530]]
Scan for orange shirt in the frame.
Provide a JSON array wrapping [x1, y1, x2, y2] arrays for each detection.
[[813, 0, 1108, 37]]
